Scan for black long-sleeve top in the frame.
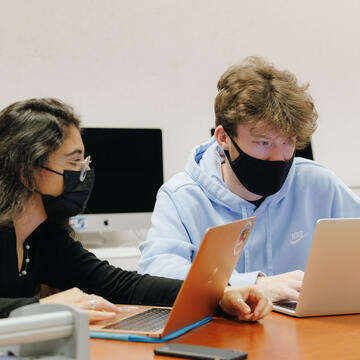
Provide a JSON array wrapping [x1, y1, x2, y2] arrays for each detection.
[[0, 220, 182, 318]]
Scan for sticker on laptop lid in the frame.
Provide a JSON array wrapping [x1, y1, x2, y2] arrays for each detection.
[[234, 221, 252, 256]]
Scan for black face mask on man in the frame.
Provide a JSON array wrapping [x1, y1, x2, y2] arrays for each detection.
[[224, 133, 294, 197], [38, 167, 95, 219]]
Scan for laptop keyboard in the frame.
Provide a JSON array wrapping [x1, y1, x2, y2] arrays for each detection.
[[104, 308, 171, 332], [274, 300, 298, 311]]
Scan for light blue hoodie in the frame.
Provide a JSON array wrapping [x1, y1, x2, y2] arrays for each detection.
[[138, 137, 360, 285]]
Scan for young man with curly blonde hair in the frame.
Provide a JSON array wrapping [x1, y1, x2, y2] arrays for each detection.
[[139, 57, 360, 302]]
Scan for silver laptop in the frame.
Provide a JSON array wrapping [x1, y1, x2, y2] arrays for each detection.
[[273, 218, 360, 317]]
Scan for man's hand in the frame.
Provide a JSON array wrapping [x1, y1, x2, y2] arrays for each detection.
[[219, 285, 272, 321], [255, 270, 304, 302]]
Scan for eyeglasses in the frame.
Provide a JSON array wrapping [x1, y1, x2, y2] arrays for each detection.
[[79, 155, 92, 182], [42, 155, 92, 182]]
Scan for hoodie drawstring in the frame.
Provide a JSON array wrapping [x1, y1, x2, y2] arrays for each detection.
[[241, 205, 251, 273], [265, 209, 273, 276]]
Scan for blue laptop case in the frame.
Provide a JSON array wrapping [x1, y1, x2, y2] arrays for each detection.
[[89, 316, 212, 343]]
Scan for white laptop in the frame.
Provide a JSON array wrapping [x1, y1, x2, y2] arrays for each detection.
[[273, 218, 360, 317]]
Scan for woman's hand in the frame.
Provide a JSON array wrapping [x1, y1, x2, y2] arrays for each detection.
[[219, 285, 272, 321], [39, 287, 120, 323]]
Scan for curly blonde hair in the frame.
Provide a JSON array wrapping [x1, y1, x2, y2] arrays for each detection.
[[215, 57, 318, 149]]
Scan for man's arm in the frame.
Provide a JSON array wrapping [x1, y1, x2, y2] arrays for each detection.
[[138, 189, 195, 279], [139, 189, 265, 286], [229, 269, 265, 286], [139, 188, 269, 287]]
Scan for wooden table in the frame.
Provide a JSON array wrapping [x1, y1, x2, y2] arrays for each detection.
[[91, 312, 360, 359]]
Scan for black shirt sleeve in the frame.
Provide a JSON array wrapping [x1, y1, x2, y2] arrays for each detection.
[[0, 297, 39, 318], [39, 226, 183, 306]]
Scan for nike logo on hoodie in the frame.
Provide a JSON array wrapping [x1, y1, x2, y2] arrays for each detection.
[[289, 231, 304, 245]]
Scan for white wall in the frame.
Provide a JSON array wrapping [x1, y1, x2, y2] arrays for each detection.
[[1, 0, 360, 186]]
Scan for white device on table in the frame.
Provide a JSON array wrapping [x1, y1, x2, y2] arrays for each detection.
[[0, 303, 89, 359]]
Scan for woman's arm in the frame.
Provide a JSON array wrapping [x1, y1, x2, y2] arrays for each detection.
[[39, 227, 183, 306], [39, 226, 271, 322]]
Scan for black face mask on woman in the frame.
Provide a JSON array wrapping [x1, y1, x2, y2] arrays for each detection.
[[224, 133, 294, 197], [38, 168, 95, 219]]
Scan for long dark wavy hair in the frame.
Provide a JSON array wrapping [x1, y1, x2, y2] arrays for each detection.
[[0, 98, 81, 228]]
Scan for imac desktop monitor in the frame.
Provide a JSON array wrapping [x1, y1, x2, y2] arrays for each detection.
[[70, 128, 163, 234]]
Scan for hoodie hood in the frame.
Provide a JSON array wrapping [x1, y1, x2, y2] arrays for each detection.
[[184, 136, 296, 215]]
